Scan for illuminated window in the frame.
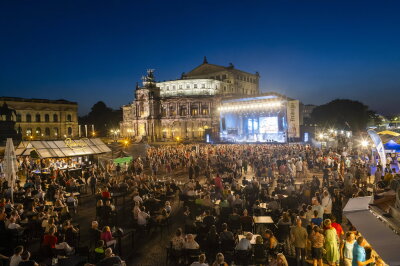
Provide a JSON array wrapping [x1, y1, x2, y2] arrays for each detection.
[[26, 128, 32, 136], [36, 127, 41, 136], [54, 127, 58, 136]]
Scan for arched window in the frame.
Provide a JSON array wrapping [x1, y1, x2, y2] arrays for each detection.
[[36, 114, 41, 122], [67, 114, 72, 122], [45, 114, 50, 122], [53, 114, 58, 122], [54, 127, 59, 136], [35, 127, 41, 136], [67, 127, 72, 136], [16, 114, 21, 122], [26, 114, 31, 122], [26, 128, 32, 136], [45, 127, 50, 136]]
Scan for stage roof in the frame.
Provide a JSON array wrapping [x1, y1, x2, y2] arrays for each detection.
[[221, 92, 293, 104], [15, 138, 111, 158]]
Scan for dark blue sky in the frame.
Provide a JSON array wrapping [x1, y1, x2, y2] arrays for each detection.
[[1, 0, 399, 115]]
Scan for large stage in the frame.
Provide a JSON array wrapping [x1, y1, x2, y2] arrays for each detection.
[[218, 93, 300, 143]]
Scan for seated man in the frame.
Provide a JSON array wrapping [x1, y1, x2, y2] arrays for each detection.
[[18, 251, 38, 266], [235, 232, 253, 251], [96, 248, 125, 266], [184, 234, 200, 250]]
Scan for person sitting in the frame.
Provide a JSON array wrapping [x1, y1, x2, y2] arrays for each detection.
[[211, 253, 228, 266], [7, 217, 21, 230], [96, 248, 125, 266], [228, 208, 241, 232], [89, 221, 102, 247], [94, 240, 105, 263], [55, 235, 75, 255], [202, 210, 216, 230], [10, 246, 23, 266], [253, 235, 268, 264], [101, 187, 111, 199], [43, 227, 58, 249], [219, 223, 234, 242], [18, 250, 38, 266], [184, 234, 200, 250], [171, 228, 185, 251], [240, 209, 253, 232], [100, 226, 117, 248], [190, 253, 208, 266], [235, 232, 253, 250], [263, 229, 278, 251]]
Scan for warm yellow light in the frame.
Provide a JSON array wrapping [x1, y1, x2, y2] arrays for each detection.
[[176, 136, 180, 141], [318, 133, 324, 139]]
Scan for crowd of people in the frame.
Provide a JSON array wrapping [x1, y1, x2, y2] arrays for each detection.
[[0, 143, 398, 265]]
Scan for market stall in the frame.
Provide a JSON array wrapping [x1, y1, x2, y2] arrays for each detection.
[[343, 196, 400, 265]]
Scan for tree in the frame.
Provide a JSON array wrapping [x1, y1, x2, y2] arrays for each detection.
[[79, 101, 122, 137], [310, 99, 377, 132]]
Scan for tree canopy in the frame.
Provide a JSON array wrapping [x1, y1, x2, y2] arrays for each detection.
[[79, 101, 122, 136], [310, 99, 377, 132]]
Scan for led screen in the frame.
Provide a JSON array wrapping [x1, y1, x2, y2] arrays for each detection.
[[259, 116, 278, 133]]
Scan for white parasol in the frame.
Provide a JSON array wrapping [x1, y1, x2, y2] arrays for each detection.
[[3, 138, 18, 202]]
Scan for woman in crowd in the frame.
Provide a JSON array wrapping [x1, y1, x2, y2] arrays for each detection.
[[324, 219, 340, 266], [341, 231, 356, 266]]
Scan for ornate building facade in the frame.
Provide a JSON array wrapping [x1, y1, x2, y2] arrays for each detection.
[[120, 58, 260, 141], [0, 97, 78, 140]]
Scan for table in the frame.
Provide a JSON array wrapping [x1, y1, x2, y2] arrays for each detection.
[[238, 234, 261, 245], [65, 192, 80, 197], [253, 216, 274, 224], [259, 203, 268, 209], [45, 201, 53, 206], [214, 200, 221, 205]]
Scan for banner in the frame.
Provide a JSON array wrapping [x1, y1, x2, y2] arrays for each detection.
[[367, 129, 386, 171], [287, 100, 300, 138]]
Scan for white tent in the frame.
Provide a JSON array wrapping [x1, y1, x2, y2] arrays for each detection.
[[344, 196, 400, 265], [3, 138, 18, 202]]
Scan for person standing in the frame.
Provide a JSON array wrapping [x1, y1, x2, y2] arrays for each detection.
[[290, 218, 308, 266], [89, 175, 97, 195], [352, 236, 375, 266], [310, 226, 324, 266], [324, 219, 340, 266], [341, 232, 355, 266]]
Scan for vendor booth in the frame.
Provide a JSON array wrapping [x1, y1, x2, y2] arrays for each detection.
[[344, 196, 400, 265]]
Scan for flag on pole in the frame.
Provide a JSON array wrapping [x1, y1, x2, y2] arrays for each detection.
[[367, 129, 387, 172], [3, 138, 18, 202]]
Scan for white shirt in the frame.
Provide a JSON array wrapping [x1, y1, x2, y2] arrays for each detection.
[[137, 211, 150, 225], [8, 223, 21, 229], [10, 255, 22, 266], [191, 262, 209, 266], [321, 196, 332, 214]]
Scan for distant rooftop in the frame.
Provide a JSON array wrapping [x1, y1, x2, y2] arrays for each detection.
[[0, 97, 77, 105]]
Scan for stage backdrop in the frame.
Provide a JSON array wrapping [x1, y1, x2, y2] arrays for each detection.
[[287, 100, 300, 138]]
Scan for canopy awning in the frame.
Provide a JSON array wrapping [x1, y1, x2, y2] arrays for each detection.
[[378, 130, 400, 137], [15, 138, 111, 158], [113, 156, 133, 164], [384, 140, 400, 153], [344, 196, 400, 265]]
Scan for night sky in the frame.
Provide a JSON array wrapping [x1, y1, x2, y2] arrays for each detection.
[[1, 0, 399, 115]]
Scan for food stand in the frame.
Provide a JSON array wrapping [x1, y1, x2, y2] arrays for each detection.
[[343, 196, 400, 265]]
